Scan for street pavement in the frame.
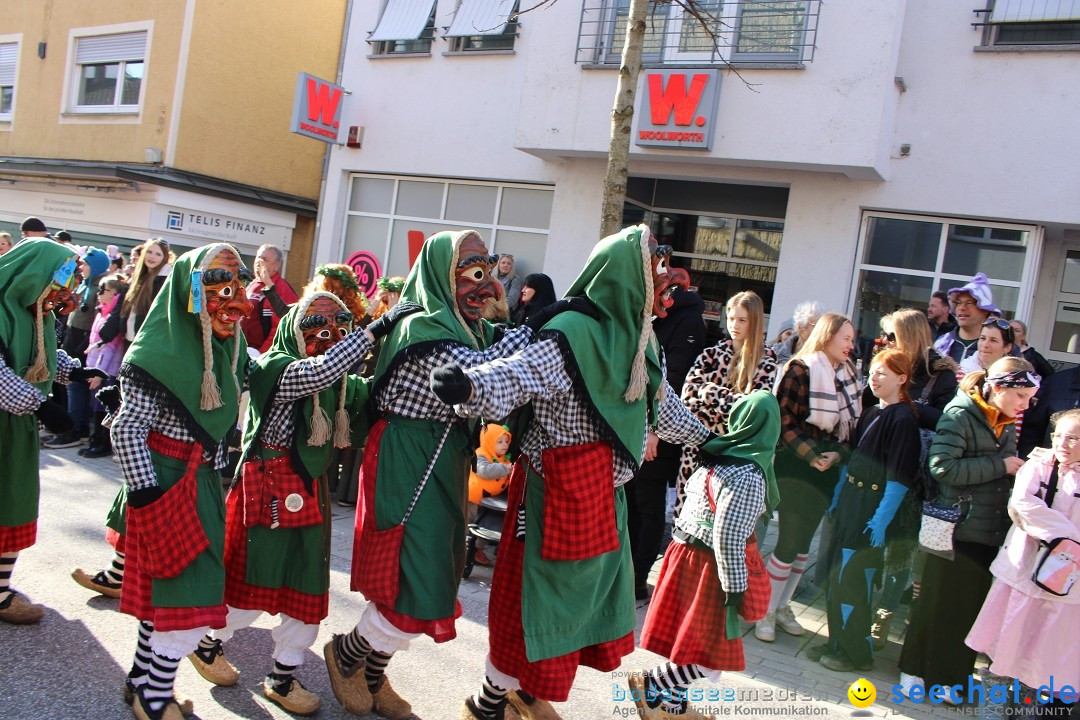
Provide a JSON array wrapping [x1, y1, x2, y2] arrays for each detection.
[[1, 446, 970, 719]]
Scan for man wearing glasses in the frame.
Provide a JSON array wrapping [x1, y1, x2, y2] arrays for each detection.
[[933, 273, 1001, 364]]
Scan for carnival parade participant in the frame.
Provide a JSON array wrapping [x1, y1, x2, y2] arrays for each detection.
[[428, 224, 714, 720], [110, 243, 254, 720], [325, 230, 559, 720], [0, 238, 106, 624], [187, 289, 418, 716], [632, 391, 779, 718]]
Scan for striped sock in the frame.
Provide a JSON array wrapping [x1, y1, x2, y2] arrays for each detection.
[[143, 651, 181, 711], [194, 635, 221, 664], [643, 663, 704, 711], [765, 555, 792, 612], [777, 553, 809, 608], [129, 621, 154, 681], [268, 660, 297, 693], [338, 628, 373, 667], [365, 649, 393, 691], [471, 675, 509, 719], [104, 552, 126, 585], [0, 552, 17, 605]]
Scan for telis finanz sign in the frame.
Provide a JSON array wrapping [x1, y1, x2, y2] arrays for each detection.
[[635, 69, 721, 150], [290, 72, 345, 144]]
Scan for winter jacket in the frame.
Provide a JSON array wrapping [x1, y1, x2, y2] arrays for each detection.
[[929, 390, 1018, 547], [651, 288, 707, 461]]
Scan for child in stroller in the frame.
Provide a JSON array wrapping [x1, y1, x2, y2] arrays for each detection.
[[465, 424, 513, 576]]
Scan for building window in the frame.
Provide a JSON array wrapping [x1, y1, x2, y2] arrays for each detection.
[[446, 0, 520, 52], [71, 31, 147, 113], [369, 0, 438, 55], [0, 41, 16, 120], [851, 212, 1039, 355], [343, 174, 553, 280], [576, 0, 819, 66], [977, 0, 1080, 46]]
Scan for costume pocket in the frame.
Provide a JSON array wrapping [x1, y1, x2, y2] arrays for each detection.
[[241, 455, 323, 530], [740, 542, 770, 622], [539, 441, 618, 561], [128, 468, 209, 579], [352, 523, 405, 608]]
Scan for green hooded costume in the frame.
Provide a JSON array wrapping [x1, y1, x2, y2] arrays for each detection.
[[699, 390, 781, 512], [227, 293, 370, 613], [0, 239, 80, 539], [354, 230, 502, 631]]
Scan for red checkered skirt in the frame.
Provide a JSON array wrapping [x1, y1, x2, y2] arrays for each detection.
[[119, 433, 226, 632], [222, 479, 328, 625], [639, 540, 770, 672], [106, 528, 125, 553], [0, 521, 36, 553], [488, 461, 634, 702]]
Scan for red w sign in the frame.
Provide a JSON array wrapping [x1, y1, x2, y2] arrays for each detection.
[[648, 73, 710, 126], [636, 69, 721, 150], [290, 72, 346, 144]]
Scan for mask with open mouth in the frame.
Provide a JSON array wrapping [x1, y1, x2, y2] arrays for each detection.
[[203, 250, 254, 339], [649, 241, 688, 318], [33, 256, 82, 317], [299, 295, 353, 357], [455, 235, 501, 322]]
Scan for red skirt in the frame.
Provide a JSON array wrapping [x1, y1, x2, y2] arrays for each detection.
[[106, 527, 125, 553], [639, 540, 769, 672], [0, 521, 36, 553], [488, 462, 634, 702]]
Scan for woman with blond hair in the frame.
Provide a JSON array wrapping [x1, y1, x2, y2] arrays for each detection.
[[899, 356, 1038, 700], [677, 291, 778, 516], [755, 312, 861, 642]]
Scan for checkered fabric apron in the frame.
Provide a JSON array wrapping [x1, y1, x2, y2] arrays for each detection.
[[119, 432, 227, 632], [488, 459, 635, 702], [639, 540, 770, 672]]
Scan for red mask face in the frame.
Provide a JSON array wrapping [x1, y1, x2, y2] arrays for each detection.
[[203, 250, 254, 339], [455, 236, 501, 322], [300, 296, 352, 357], [649, 241, 687, 319], [33, 271, 82, 317]]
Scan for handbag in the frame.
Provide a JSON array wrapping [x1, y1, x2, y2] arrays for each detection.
[[1030, 464, 1080, 596], [919, 493, 969, 560]]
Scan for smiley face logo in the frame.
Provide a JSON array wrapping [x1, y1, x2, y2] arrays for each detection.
[[848, 678, 876, 708]]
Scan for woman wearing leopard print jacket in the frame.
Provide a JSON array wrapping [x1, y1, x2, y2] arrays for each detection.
[[677, 291, 778, 517]]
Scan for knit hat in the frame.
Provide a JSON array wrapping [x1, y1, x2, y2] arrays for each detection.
[[106, 244, 121, 260], [20, 217, 47, 233], [54, 230, 73, 243], [948, 272, 1000, 315], [81, 247, 111, 279]]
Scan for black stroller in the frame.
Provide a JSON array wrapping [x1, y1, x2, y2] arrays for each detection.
[[463, 491, 508, 578]]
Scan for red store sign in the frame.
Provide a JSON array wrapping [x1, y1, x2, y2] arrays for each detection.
[[634, 69, 721, 150]]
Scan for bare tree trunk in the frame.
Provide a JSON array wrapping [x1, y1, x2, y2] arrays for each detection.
[[599, 0, 649, 238]]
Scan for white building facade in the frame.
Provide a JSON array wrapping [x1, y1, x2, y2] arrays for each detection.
[[314, 0, 1080, 363]]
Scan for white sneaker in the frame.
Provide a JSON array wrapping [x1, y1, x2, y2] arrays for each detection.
[[754, 611, 776, 642], [775, 605, 806, 636], [898, 673, 923, 699]]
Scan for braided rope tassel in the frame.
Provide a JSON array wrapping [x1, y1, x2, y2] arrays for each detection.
[[24, 287, 52, 384]]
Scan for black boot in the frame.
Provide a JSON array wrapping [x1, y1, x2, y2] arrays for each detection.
[[79, 412, 112, 458]]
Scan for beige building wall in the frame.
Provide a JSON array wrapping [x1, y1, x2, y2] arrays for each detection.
[[0, 0, 183, 161]]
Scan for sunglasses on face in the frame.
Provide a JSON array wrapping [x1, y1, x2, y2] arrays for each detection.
[[882, 332, 896, 343]]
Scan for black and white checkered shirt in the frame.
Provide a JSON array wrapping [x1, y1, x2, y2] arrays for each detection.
[[674, 461, 765, 593], [0, 349, 77, 414], [374, 327, 533, 421], [260, 329, 375, 447], [457, 337, 711, 486]]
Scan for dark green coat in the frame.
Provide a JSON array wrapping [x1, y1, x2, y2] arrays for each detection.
[[928, 390, 1016, 546]]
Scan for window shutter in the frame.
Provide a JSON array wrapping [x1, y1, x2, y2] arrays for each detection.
[[75, 31, 147, 64], [0, 43, 16, 86], [369, 0, 437, 41], [446, 0, 517, 36]]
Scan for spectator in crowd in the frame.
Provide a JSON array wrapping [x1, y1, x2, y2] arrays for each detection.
[[493, 254, 522, 314], [1009, 319, 1055, 380], [626, 284, 707, 599], [966, 408, 1080, 712], [1017, 364, 1080, 459], [898, 356, 1036, 700], [678, 291, 778, 517], [240, 243, 298, 356], [78, 275, 128, 458], [927, 291, 956, 340], [19, 216, 49, 241], [773, 301, 825, 367], [510, 272, 557, 327], [772, 319, 794, 347], [0, 232, 13, 256], [812, 349, 920, 672], [756, 312, 860, 642], [957, 317, 1015, 379], [934, 273, 999, 363], [123, 243, 142, 277], [100, 238, 173, 350], [54, 230, 73, 245]]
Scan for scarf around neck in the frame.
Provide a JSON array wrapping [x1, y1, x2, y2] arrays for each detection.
[[800, 351, 860, 442]]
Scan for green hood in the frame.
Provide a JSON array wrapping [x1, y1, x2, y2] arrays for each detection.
[[0, 239, 80, 393], [244, 292, 350, 483], [700, 390, 781, 512], [121, 243, 248, 445], [373, 230, 495, 389], [542, 225, 663, 467]]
